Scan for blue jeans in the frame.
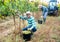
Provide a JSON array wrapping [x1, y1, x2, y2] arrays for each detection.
[[43, 12, 48, 22], [22, 25, 37, 32]]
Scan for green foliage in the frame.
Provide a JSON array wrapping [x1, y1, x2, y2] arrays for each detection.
[[0, 0, 39, 18]]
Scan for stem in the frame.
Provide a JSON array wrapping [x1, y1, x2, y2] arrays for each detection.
[[18, 14, 23, 42], [13, 14, 16, 42]]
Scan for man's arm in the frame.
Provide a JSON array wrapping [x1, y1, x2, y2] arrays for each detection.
[[31, 19, 36, 29], [20, 16, 27, 20], [17, 14, 27, 20]]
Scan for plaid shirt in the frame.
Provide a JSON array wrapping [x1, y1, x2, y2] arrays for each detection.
[[20, 16, 36, 29], [41, 6, 48, 12]]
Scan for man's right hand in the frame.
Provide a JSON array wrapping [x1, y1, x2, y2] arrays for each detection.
[[41, 16, 43, 18], [27, 28, 31, 31]]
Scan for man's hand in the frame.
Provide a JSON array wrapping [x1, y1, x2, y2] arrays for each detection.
[[41, 16, 43, 18], [28, 28, 32, 31]]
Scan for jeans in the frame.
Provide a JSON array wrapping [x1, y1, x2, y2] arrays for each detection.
[[43, 12, 48, 22], [22, 25, 37, 32]]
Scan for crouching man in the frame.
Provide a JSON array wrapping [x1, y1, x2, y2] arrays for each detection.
[[20, 11, 37, 41]]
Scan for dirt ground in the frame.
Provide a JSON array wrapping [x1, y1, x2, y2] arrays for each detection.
[[0, 12, 60, 42]]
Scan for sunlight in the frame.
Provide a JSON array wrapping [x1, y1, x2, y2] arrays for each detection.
[[40, 0, 50, 3]]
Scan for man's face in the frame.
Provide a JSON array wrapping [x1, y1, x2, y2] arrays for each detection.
[[26, 14, 31, 18]]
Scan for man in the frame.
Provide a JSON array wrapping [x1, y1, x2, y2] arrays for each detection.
[[20, 11, 37, 32], [18, 11, 37, 41], [38, 5, 48, 23]]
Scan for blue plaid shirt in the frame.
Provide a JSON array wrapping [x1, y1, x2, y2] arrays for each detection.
[[20, 16, 36, 29], [41, 6, 48, 13]]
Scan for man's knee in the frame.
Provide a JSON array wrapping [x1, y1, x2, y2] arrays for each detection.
[[22, 26, 31, 31], [23, 27, 27, 31], [32, 27, 37, 32]]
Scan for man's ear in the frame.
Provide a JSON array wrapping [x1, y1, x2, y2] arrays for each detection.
[[38, 9, 41, 11]]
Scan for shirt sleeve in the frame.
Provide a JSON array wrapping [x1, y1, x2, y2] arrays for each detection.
[[20, 16, 27, 20], [46, 8, 48, 12], [43, 6, 48, 12]]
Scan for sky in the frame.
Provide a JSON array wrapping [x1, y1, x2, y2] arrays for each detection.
[[29, 0, 60, 4], [41, 0, 60, 3]]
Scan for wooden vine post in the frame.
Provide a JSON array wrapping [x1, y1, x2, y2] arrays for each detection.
[[17, 12, 23, 42], [12, 13, 16, 42]]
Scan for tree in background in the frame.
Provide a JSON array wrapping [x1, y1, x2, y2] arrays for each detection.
[[0, 0, 39, 18]]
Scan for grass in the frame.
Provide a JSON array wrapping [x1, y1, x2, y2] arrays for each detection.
[[0, 16, 60, 42]]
